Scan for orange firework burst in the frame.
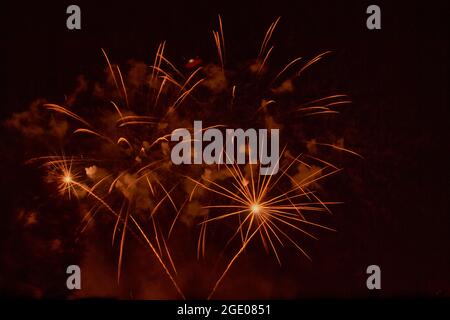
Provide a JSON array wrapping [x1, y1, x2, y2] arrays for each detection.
[[186, 150, 344, 298], [31, 154, 185, 298], [24, 15, 361, 299]]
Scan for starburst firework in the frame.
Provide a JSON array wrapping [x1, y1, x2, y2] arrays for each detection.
[[24, 16, 360, 298]]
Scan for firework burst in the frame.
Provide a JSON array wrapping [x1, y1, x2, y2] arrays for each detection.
[[186, 150, 343, 298], [23, 16, 361, 298]]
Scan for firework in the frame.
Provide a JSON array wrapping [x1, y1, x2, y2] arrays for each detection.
[[186, 151, 343, 298], [25, 16, 360, 299]]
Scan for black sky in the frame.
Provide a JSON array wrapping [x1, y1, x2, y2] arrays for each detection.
[[1, 0, 449, 298]]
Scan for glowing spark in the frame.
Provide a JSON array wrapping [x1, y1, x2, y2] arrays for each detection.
[[63, 174, 72, 184], [251, 203, 262, 214]]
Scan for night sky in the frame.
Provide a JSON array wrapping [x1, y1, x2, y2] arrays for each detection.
[[1, 0, 449, 299]]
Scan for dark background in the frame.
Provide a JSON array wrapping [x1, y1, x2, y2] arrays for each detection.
[[1, 0, 449, 298]]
